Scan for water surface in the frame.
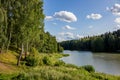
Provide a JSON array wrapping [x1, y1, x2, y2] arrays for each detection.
[[61, 50, 120, 75]]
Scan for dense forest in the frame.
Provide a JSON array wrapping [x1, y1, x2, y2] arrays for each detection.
[[60, 29, 120, 52], [0, 0, 63, 65]]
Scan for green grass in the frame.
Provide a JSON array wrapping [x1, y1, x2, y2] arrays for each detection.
[[0, 50, 120, 80], [0, 50, 18, 64]]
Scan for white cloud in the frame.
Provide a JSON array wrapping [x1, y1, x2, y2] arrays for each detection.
[[108, 3, 120, 16], [65, 32, 74, 39], [88, 25, 94, 29], [45, 16, 53, 21], [57, 37, 65, 42], [58, 32, 74, 40], [53, 23, 57, 25], [63, 25, 76, 30], [106, 7, 110, 11], [86, 13, 102, 20], [59, 32, 65, 36], [59, 32, 74, 38], [114, 17, 120, 24], [54, 11, 77, 22], [115, 25, 120, 29], [58, 32, 84, 41], [76, 34, 84, 39]]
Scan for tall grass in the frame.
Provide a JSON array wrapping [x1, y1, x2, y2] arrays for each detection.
[[0, 50, 120, 80]]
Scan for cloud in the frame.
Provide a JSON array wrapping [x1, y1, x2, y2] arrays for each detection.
[[86, 13, 102, 20], [57, 37, 65, 42], [76, 34, 84, 39], [108, 3, 120, 16], [106, 7, 110, 11], [58, 32, 84, 42], [59, 32, 74, 38], [88, 25, 94, 29], [45, 16, 53, 21], [115, 25, 120, 29], [114, 17, 120, 24], [58, 32, 74, 41], [63, 25, 76, 30], [65, 32, 74, 39], [53, 23, 57, 25], [54, 11, 77, 22], [58, 32, 65, 36]]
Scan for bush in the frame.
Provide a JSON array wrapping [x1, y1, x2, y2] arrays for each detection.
[[62, 54, 69, 57], [12, 73, 26, 80], [82, 65, 95, 72], [65, 64, 78, 68], [54, 60, 65, 66], [25, 48, 39, 66], [42, 56, 52, 65]]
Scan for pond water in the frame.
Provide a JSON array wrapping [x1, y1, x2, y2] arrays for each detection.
[[60, 50, 120, 75]]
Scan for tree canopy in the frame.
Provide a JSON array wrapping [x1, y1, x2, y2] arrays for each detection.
[[60, 29, 120, 52], [0, 0, 63, 65]]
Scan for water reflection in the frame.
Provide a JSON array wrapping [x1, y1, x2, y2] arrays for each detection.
[[61, 50, 120, 75]]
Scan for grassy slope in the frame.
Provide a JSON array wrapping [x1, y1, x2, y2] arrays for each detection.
[[0, 51, 120, 80], [0, 51, 20, 74]]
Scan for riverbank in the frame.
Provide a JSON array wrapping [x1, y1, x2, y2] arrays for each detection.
[[61, 50, 120, 75], [0, 50, 120, 80]]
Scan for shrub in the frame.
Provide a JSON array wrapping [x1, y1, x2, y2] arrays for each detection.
[[54, 60, 65, 66], [65, 64, 78, 68], [82, 65, 95, 72], [42, 56, 52, 65], [12, 72, 26, 80], [62, 54, 69, 57], [25, 48, 39, 66]]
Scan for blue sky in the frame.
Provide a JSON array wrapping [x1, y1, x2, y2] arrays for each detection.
[[44, 0, 120, 42]]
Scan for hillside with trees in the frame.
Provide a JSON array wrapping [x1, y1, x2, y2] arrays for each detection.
[[60, 29, 120, 52], [0, 0, 63, 65]]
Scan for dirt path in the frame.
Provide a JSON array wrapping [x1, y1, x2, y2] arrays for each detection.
[[0, 61, 16, 73], [0, 62, 9, 69]]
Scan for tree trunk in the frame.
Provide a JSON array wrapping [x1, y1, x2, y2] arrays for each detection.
[[1, 43, 5, 53], [17, 43, 24, 66], [25, 42, 28, 59], [6, 31, 12, 52], [0, 49, 2, 54]]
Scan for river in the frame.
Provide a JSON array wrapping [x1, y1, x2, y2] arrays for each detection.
[[60, 50, 120, 75]]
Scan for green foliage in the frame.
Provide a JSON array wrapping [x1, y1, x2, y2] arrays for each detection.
[[12, 73, 26, 80], [0, 50, 18, 64], [1, 66, 119, 80], [57, 43, 64, 52], [38, 32, 61, 53], [62, 54, 69, 57], [0, 0, 62, 54], [0, 52, 120, 80], [42, 56, 52, 65], [91, 37, 104, 52], [25, 48, 39, 66], [65, 64, 78, 68], [0, 8, 4, 23], [60, 29, 120, 52], [0, 74, 17, 80], [82, 65, 95, 72], [54, 60, 65, 66]]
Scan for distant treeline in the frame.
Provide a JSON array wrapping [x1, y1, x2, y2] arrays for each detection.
[[60, 29, 120, 52]]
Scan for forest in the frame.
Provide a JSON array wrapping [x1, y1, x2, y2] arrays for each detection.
[[60, 29, 120, 52], [0, 0, 63, 65]]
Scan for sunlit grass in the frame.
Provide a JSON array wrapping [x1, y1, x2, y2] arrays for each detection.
[[0, 50, 18, 64], [0, 50, 120, 80]]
